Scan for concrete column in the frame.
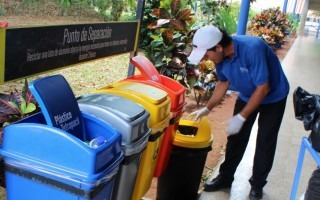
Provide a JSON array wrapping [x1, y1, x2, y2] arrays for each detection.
[[293, 0, 298, 14], [288, 0, 292, 13], [283, 0, 289, 12], [236, 0, 250, 35], [297, 0, 304, 14], [298, 0, 309, 37]]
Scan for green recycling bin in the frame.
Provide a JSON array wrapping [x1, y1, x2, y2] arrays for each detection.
[[157, 117, 213, 200]]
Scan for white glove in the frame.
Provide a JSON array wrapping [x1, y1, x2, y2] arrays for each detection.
[[226, 114, 246, 135], [188, 107, 210, 121]]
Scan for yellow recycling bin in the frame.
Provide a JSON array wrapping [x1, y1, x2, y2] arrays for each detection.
[[92, 81, 171, 200], [157, 117, 213, 200], [174, 117, 213, 148]]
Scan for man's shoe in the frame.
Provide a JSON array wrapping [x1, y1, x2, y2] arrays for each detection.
[[203, 176, 232, 192], [249, 186, 263, 200]]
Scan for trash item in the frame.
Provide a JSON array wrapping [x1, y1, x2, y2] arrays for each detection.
[[293, 86, 320, 151], [293, 87, 317, 123], [89, 136, 106, 148]]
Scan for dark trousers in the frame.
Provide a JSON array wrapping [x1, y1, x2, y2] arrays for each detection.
[[219, 97, 287, 188]]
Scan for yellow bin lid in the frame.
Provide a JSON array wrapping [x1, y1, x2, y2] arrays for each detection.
[[174, 117, 213, 148], [95, 81, 168, 104], [93, 82, 171, 130]]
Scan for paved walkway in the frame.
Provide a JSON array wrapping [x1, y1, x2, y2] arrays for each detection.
[[199, 35, 320, 200]]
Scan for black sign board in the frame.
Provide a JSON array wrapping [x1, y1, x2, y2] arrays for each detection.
[[2, 21, 139, 83]]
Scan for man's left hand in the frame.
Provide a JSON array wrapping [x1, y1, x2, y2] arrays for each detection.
[[226, 114, 246, 135]]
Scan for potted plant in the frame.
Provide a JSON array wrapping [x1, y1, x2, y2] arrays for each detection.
[[247, 7, 290, 48], [287, 13, 300, 37]]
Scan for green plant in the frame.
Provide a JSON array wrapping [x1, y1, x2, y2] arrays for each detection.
[[0, 0, 5, 16], [143, 0, 195, 76], [60, 0, 71, 8], [199, 0, 228, 15], [197, 0, 228, 25], [110, 0, 124, 21], [84, 0, 135, 21], [287, 13, 300, 35], [0, 8, 5, 16], [0, 79, 39, 127], [138, 0, 160, 51], [215, 7, 238, 35], [195, 0, 256, 34]]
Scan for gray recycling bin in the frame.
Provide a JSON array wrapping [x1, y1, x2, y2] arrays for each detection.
[[77, 93, 151, 200]]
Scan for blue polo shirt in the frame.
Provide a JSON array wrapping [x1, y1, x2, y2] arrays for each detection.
[[216, 36, 289, 104]]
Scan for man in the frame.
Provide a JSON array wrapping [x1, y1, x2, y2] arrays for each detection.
[[188, 25, 289, 200]]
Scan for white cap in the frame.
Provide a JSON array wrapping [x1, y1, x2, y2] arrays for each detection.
[[188, 25, 223, 64]]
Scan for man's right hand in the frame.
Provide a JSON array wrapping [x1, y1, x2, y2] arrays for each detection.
[[188, 107, 210, 121]]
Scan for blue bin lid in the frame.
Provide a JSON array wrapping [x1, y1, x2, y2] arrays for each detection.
[[28, 75, 85, 139]]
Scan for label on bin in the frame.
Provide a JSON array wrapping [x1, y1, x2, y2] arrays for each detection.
[[54, 112, 81, 132], [29, 75, 85, 139]]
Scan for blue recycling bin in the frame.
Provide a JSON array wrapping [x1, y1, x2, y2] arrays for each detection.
[[0, 74, 124, 200], [1, 112, 124, 200]]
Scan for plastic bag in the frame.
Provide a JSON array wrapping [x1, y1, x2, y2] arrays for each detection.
[[293, 87, 317, 128], [293, 87, 320, 151]]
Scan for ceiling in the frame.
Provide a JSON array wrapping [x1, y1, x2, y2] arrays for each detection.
[[309, 0, 320, 11]]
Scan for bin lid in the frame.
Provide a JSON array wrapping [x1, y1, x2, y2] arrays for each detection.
[[173, 117, 213, 148], [28, 75, 85, 140], [77, 94, 151, 145], [93, 82, 171, 129], [99, 82, 168, 105], [127, 55, 186, 111], [77, 94, 146, 122]]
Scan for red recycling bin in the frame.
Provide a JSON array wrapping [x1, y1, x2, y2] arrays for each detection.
[[123, 55, 186, 177]]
